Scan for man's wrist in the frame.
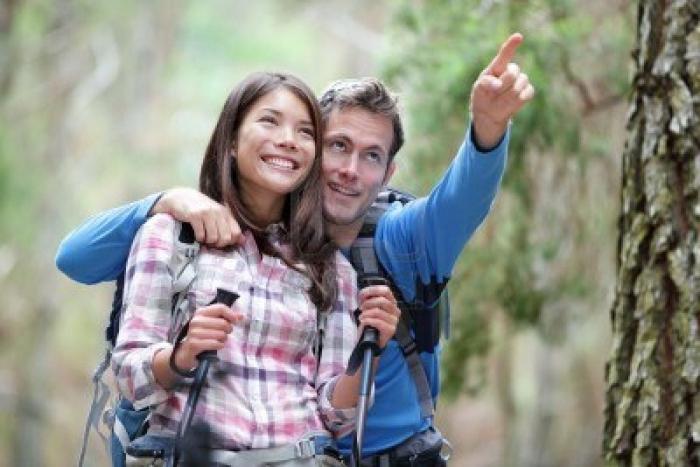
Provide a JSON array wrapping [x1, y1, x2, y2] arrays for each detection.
[[471, 117, 508, 152]]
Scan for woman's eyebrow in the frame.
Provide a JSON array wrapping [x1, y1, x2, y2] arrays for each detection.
[[261, 107, 312, 126], [261, 107, 282, 115]]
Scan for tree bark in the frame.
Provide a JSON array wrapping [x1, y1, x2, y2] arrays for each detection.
[[604, 1, 700, 466]]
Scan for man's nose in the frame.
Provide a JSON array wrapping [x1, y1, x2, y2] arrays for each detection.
[[338, 153, 359, 180]]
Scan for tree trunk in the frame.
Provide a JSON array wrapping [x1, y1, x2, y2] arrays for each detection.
[[604, 1, 699, 466]]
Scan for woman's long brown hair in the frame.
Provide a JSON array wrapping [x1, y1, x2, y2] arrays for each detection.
[[199, 72, 337, 311]]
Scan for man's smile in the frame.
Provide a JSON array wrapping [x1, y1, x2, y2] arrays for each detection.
[[327, 181, 361, 197]]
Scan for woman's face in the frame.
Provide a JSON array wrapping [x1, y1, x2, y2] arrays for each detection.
[[234, 87, 316, 210]]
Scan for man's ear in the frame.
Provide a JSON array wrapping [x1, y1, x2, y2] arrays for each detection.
[[382, 161, 396, 186]]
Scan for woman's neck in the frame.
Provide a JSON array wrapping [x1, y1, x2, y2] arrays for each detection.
[[240, 188, 285, 227]]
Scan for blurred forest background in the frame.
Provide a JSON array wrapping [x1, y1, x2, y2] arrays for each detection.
[[0, 0, 636, 465]]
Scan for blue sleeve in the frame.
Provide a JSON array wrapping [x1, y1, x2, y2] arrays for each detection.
[[55, 193, 163, 284], [375, 124, 508, 302]]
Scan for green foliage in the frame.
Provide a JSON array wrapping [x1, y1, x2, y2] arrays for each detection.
[[0, 118, 42, 251], [0, 3, 396, 464], [440, 303, 491, 398], [383, 0, 634, 396]]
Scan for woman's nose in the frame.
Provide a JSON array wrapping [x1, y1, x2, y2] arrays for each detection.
[[276, 126, 298, 150]]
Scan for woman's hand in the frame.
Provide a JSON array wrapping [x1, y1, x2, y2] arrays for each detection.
[[357, 284, 401, 349], [172, 303, 245, 373]]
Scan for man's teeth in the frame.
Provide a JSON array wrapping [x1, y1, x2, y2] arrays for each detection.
[[332, 184, 356, 196], [264, 157, 295, 169]]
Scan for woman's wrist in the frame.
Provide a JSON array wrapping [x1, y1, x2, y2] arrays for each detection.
[[169, 342, 197, 378]]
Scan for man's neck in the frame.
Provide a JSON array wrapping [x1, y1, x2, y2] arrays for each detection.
[[326, 220, 363, 248]]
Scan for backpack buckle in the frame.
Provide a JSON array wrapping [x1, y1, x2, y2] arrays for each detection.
[[401, 339, 417, 356], [295, 438, 315, 458]]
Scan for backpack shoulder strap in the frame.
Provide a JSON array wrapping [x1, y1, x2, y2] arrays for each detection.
[[171, 222, 199, 294], [394, 320, 435, 418], [350, 187, 413, 279], [348, 187, 436, 419], [168, 222, 200, 341]]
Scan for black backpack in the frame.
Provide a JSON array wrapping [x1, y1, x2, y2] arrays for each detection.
[[78, 222, 200, 467]]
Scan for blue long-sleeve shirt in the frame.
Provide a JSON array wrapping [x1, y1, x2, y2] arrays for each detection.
[[336, 126, 507, 454], [56, 193, 162, 283], [55, 125, 508, 455]]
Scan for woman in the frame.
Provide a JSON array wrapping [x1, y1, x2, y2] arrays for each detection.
[[112, 72, 398, 466]]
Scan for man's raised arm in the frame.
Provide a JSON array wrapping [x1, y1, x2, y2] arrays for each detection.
[[471, 32, 534, 149], [55, 188, 241, 284], [376, 33, 534, 299]]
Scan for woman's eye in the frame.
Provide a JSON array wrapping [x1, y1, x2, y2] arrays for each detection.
[[300, 127, 315, 138], [260, 116, 276, 124]]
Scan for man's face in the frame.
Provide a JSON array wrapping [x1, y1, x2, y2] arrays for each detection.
[[321, 107, 396, 231]]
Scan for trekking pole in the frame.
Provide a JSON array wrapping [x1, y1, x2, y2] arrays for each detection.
[[352, 327, 378, 467], [351, 277, 387, 467], [168, 288, 239, 467]]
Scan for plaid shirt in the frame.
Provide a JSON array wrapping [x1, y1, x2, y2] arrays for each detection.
[[112, 214, 359, 449]]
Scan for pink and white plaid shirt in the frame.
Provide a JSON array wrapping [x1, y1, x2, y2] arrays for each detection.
[[112, 214, 359, 449]]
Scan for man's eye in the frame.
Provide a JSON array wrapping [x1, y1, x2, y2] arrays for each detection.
[[330, 140, 346, 151], [366, 151, 382, 163]]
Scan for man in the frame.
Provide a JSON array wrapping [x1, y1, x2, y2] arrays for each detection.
[[58, 34, 533, 465]]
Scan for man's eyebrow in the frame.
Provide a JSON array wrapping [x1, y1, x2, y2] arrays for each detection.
[[325, 133, 351, 143], [325, 133, 388, 155], [366, 144, 387, 154]]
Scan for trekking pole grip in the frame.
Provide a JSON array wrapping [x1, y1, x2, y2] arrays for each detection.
[[197, 288, 239, 363], [171, 287, 239, 467], [352, 276, 388, 467]]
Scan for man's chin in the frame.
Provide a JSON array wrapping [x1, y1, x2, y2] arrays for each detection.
[[323, 209, 361, 227]]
